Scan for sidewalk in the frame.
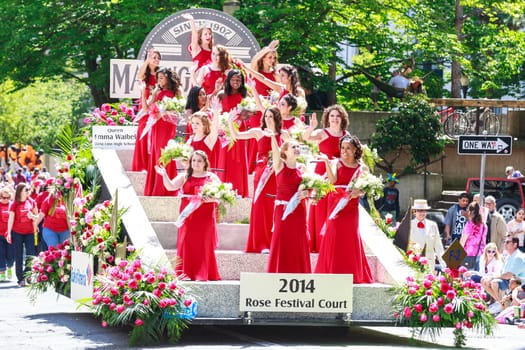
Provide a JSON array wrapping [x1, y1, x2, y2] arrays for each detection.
[[1, 278, 525, 349], [0, 279, 129, 349]]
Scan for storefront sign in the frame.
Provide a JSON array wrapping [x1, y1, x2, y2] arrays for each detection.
[[239, 273, 353, 313]]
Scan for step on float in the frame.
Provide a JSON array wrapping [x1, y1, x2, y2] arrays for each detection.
[[93, 149, 412, 324]]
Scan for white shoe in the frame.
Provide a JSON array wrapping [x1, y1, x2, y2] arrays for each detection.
[[488, 302, 502, 315], [260, 249, 270, 254]]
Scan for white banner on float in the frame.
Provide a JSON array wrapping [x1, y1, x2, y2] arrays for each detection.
[[92, 126, 137, 150], [239, 273, 353, 313], [71, 251, 94, 303]]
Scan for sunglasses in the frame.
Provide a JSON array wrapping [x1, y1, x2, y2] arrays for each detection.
[[487, 250, 496, 253], [0, 196, 10, 200], [504, 240, 513, 244]]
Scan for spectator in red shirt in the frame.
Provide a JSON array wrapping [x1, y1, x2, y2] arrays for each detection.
[[36, 191, 70, 249]]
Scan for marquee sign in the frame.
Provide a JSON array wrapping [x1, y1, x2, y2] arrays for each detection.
[[110, 8, 260, 98]]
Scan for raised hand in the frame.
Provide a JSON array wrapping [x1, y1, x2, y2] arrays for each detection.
[[210, 96, 221, 111], [308, 112, 318, 129]]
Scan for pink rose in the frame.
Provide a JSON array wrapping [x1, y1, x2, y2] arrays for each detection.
[[444, 303, 454, 314], [101, 320, 108, 328], [184, 299, 193, 307], [458, 266, 468, 273], [432, 315, 440, 322], [134, 319, 143, 326], [116, 305, 125, 314], [420, 314, 428, 322], [403, 306, 412, 318], [467, 311, 474, 318], [423, 279, 433, 289], [408, 287, 417, 295], [101, 103, 111, 112], [419, 257, 428, 265], [437, 297, 444, 306], [429, 303, 438, 313], [446, 290, 456, 300], [455, 322, 462, 329], [414, 304, 423, 313]]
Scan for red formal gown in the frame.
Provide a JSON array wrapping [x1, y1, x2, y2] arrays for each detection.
[[267, 165, 311, 273], [315, 162, 373, 283], [176, 175, 221, 281], [143, 90, 178, 196], [255, 71, 276, 97], [282, 118, 296, 131], [132, 75, 156, 172], [201, 66, 225, 95], [245, 135, 281, 252], [191, 48, 212, 72], [218, 94, 249, 197], [308, 129, 349, 252]]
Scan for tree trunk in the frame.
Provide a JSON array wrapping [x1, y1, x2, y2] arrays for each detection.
[[451, 0, 463, 98]]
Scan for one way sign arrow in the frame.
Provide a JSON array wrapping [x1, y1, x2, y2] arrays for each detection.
[[458, 135, 512, 155]]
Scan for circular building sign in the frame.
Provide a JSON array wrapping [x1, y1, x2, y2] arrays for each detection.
[[138, 8, 260, 93]]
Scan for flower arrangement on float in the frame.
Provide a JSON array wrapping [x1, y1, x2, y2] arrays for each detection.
[[90, 255, 195, 346], [391, 265, 496, 348], [83, 102, 136, 126], [27, 239, 73, 302], [158, 139, 193, 166]]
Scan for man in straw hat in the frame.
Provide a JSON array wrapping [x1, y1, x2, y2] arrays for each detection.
[[409, 199, 447, 272]]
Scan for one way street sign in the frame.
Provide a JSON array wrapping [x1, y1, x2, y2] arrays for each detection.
[[457, 135, 512, 155]]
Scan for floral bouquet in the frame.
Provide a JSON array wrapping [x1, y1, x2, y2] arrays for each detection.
[[27, 239, 73, 302], [391, 266, 496, 348], [218, 112, 239, 150], [175, 181, 237, 228], [328, 169, 383, 220], [158, 139, 193, 166], [290, 96, 308, 117], [90, 258, 195, 346], [238, 97, 258, 113], [71, 198, 127, 269], [84, 102, 136, 126], [282, 173, 334, 220], [201, 180, 238, 218], [403, 247, 430, 274], [157, 96, 187, 117]]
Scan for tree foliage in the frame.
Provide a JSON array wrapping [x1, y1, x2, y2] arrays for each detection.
[[369, 94, 448, 174]]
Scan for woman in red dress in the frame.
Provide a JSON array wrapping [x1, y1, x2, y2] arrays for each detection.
[[132, 49, 160, 172], [245, 40, 280, 174], [229, 107, 286, 253], [315, 135, 373, 283], [302, 105, 350, 252], [196, 45, 230, 96], [187, 96, 221, 172], [182, 13, 213, 86], [244, 62, 305, 100], [143, 67, 182, 196], [183, 86, 207, 141], [218, 70, 249, 197], [267, 137, 310, 273], [155, 151, 221, 281], [278, 94, 299, 131]]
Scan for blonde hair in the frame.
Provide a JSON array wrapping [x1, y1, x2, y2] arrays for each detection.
[[482, 242, 501, 262], [190, 112, 211, 135], [280, 141, 298, 160]]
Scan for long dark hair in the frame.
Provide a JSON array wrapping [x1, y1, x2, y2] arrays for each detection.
[[279, 64, 301, 96], [186, 86, 205, 113], [468, 202, 483, 225], [186, 150, 210, 179], [143, 50, 161, 83], [224, 70, 247, 97], [340, 135, 363, 161], [156, 67, 181, 97], [261, 107, 282, 134]]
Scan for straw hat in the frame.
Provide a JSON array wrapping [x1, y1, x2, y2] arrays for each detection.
[[412, 199, 431, 210]]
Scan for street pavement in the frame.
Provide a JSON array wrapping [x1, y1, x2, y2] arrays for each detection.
[[2, 278, 525, 349]]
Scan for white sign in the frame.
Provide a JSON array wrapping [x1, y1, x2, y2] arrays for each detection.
[[457, 135, 512, 155], [239, 273, 353, 313], [92, 125, 138, 150], [71, 251, 94, 303]]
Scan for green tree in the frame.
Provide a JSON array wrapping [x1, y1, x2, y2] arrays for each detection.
[[369, 95, 448, 174], [0, 79, 90, 152]]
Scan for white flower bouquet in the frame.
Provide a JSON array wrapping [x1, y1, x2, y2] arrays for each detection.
[[238, 97, 258, 113], [282, 173, 334, 220], [350, 171, 384, 200], [158, 96, 187, 115], [158, 139, 193, 166], [201, 180, 238, 218]]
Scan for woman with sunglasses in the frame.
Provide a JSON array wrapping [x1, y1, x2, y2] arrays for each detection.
[[6, 183, 38, 287], [463, 242, 503, 283], [0, 186, 14, 281]]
